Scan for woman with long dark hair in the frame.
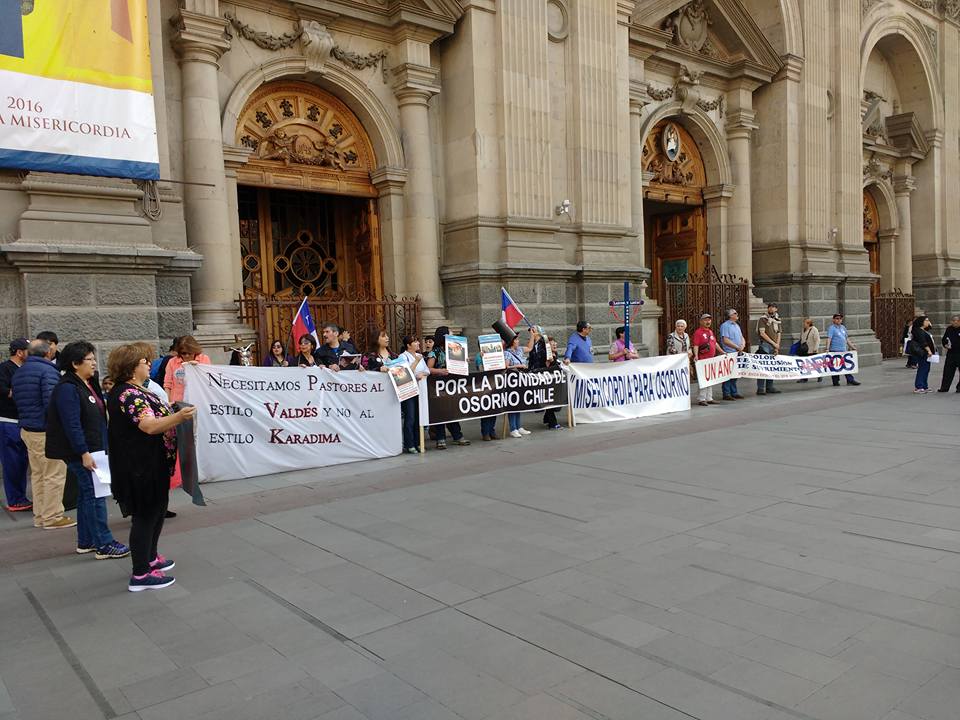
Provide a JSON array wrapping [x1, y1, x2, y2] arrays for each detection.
[[46, 341, 129, 559], [107, 344, 196, 591], [909, 315, 936, 393], [295, 334, 318, 367], [362, 330, 396, 371], [263, 339, 293, 367], [425, 326, 470, 449]]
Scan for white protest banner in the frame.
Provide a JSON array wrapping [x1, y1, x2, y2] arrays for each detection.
[[566, 355, 690, 424], [445, 334, 469, 376], [737, 351, 859, 381], [384, 357, 419, 402], [695, 354, 739, 389], [479, 334, 506, 371], [183, 364, 401, 482]]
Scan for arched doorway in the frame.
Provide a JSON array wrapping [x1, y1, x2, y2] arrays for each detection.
[[234, 81, 382, 301], [642, 119, 708, 301]]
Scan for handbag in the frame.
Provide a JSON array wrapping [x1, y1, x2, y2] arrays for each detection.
[[906, 339, 923, 357]]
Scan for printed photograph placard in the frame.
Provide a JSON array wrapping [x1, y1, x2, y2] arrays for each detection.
[[478, 333, 505, 371], [384, 357, 420, 402], [445, 334, 469, 376]]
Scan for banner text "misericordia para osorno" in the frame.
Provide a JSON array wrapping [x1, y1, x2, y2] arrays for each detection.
[[572, 367, 689, 409]]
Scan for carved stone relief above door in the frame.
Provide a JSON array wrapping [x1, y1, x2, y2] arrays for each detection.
[[235, 81, 377, 196]]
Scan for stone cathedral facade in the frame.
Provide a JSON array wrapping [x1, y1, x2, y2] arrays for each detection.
[[1, 0, 958, 364]]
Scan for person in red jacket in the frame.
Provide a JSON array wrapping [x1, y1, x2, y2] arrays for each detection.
[[692, 313, 719, 407]]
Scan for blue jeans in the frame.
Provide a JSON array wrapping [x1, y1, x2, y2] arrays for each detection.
[[400, 397, 419, 449], [508, 413, 522, 431], [915, 356, 931, 390], [480, 416, 497, 437], [721, 379, 738, 397], [757, 379, 774, 392], [0, 422, 29, 506], [68, 461, 114, 549], [434, 422, 463, 442]]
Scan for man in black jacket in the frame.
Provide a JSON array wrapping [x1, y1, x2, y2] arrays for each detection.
[[14, 339, 73, 529], [938, 314, 960, 392], [1, 338, 31, 512]]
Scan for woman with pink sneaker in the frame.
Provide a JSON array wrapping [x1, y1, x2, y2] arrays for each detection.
[[106, 344, 196, 592]]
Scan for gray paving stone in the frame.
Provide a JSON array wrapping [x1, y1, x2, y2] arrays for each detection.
[[709, 657, 823, 707], [585, 613, 670, 647], [120, 667, 209, 710], [334, 672, 426, 720], [289, 643, 384, 690], [896, 667, 960, 720], [795, 666, 919, 720], [732, 636, 853, 685]]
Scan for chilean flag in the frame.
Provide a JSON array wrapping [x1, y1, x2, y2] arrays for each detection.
[[501, 287, 526, 329], [290, 297, 319, 355]]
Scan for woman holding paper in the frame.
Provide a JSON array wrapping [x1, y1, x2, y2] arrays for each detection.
[[45, 341, 130, 560], [504, 334, 532, 438], [362, 331, 396, 372], [163, 336, 211, 404], [107, 344, 196, 591], [909, 316, 937, 393], [400, 335, 429, 453]]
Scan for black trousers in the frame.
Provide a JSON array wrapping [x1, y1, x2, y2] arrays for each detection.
[[130, 496, 168, 576], [543, 408, 558, 426], [939, 353, 960, 391]]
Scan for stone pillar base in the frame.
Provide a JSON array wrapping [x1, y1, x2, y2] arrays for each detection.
[[914, 278, 960, 329], [192, 324, 258, 365]]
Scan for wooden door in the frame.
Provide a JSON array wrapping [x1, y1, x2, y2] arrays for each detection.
[[649, 207, 706, 302], [863, 190, 880, 297]]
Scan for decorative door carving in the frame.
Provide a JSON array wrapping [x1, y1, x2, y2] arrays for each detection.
[[235, 81, 377, 196], [642, 120, 706, 205]]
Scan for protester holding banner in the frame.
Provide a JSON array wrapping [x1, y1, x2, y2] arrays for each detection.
[[797, 318, 821, 383], [474, 352, 499, 440], [666, 320, 693, 360], [718, 309, 746, 400], [755, 304, 783, 395], [263, 340, 293, 367], [295, 334, 318, 367], [427, 327, 470, 449], [398, 336, 429, 452], [315, 323, 360, 371], [608, 326, 639, 362], [528, 330, 562, 430], [504, 334, 533, 438], [163, 336, 210, 404], [564, 321, 593, 363], [362, 331, 397, 372], [908, 315, 936, 393], [106, 345, 196, 592], [692, 314, 719, 406], [826, 314, 862, 388]]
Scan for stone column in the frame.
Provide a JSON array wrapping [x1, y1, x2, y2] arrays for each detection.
[[393, 64, 446, 327], [371, 167, 409, 299], [629, 98, 645, 254], [725, 109, 757, 282], [171, 10, 234, 326], [878, 229, 898, 293], [893, 175, 916, 292]]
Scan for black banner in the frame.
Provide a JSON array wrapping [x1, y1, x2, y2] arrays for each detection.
[[426, 368, 568, 425]]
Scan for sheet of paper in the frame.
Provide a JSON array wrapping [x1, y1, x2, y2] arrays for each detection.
[[90, 451, 112, 498]]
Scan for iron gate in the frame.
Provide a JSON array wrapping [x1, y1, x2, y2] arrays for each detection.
[[872, 289, 915, 359], [236, 291, 421, 363], [661, 265, 751, 352]]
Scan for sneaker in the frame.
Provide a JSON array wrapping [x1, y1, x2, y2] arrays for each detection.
[[767, 388, 782, 394], [129, 570, 176, 592], [435, 440, 447, 450], [5, 502, 32, 512], [722, 395, 734, 401], [76, 545, 96, 555], [43, 517, 77, 530], [482, 435, 493, 441], [453, 438, 471, 446], [95, 541, 131, 560], [549, 424, 562, 430], [698, 401, 710, 406], [756, 391, 766, 396], [509, 429, 523, 438], [150, 554, 175, 572], [847, 380, 861, 386], [913, 388, 926, 394], [405, 447, 420, 454], [517, 428, 531, 436], [732, 394, 745, 399]]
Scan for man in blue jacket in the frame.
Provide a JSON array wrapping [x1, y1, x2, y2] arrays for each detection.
[[13, 339, 74, 530]]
